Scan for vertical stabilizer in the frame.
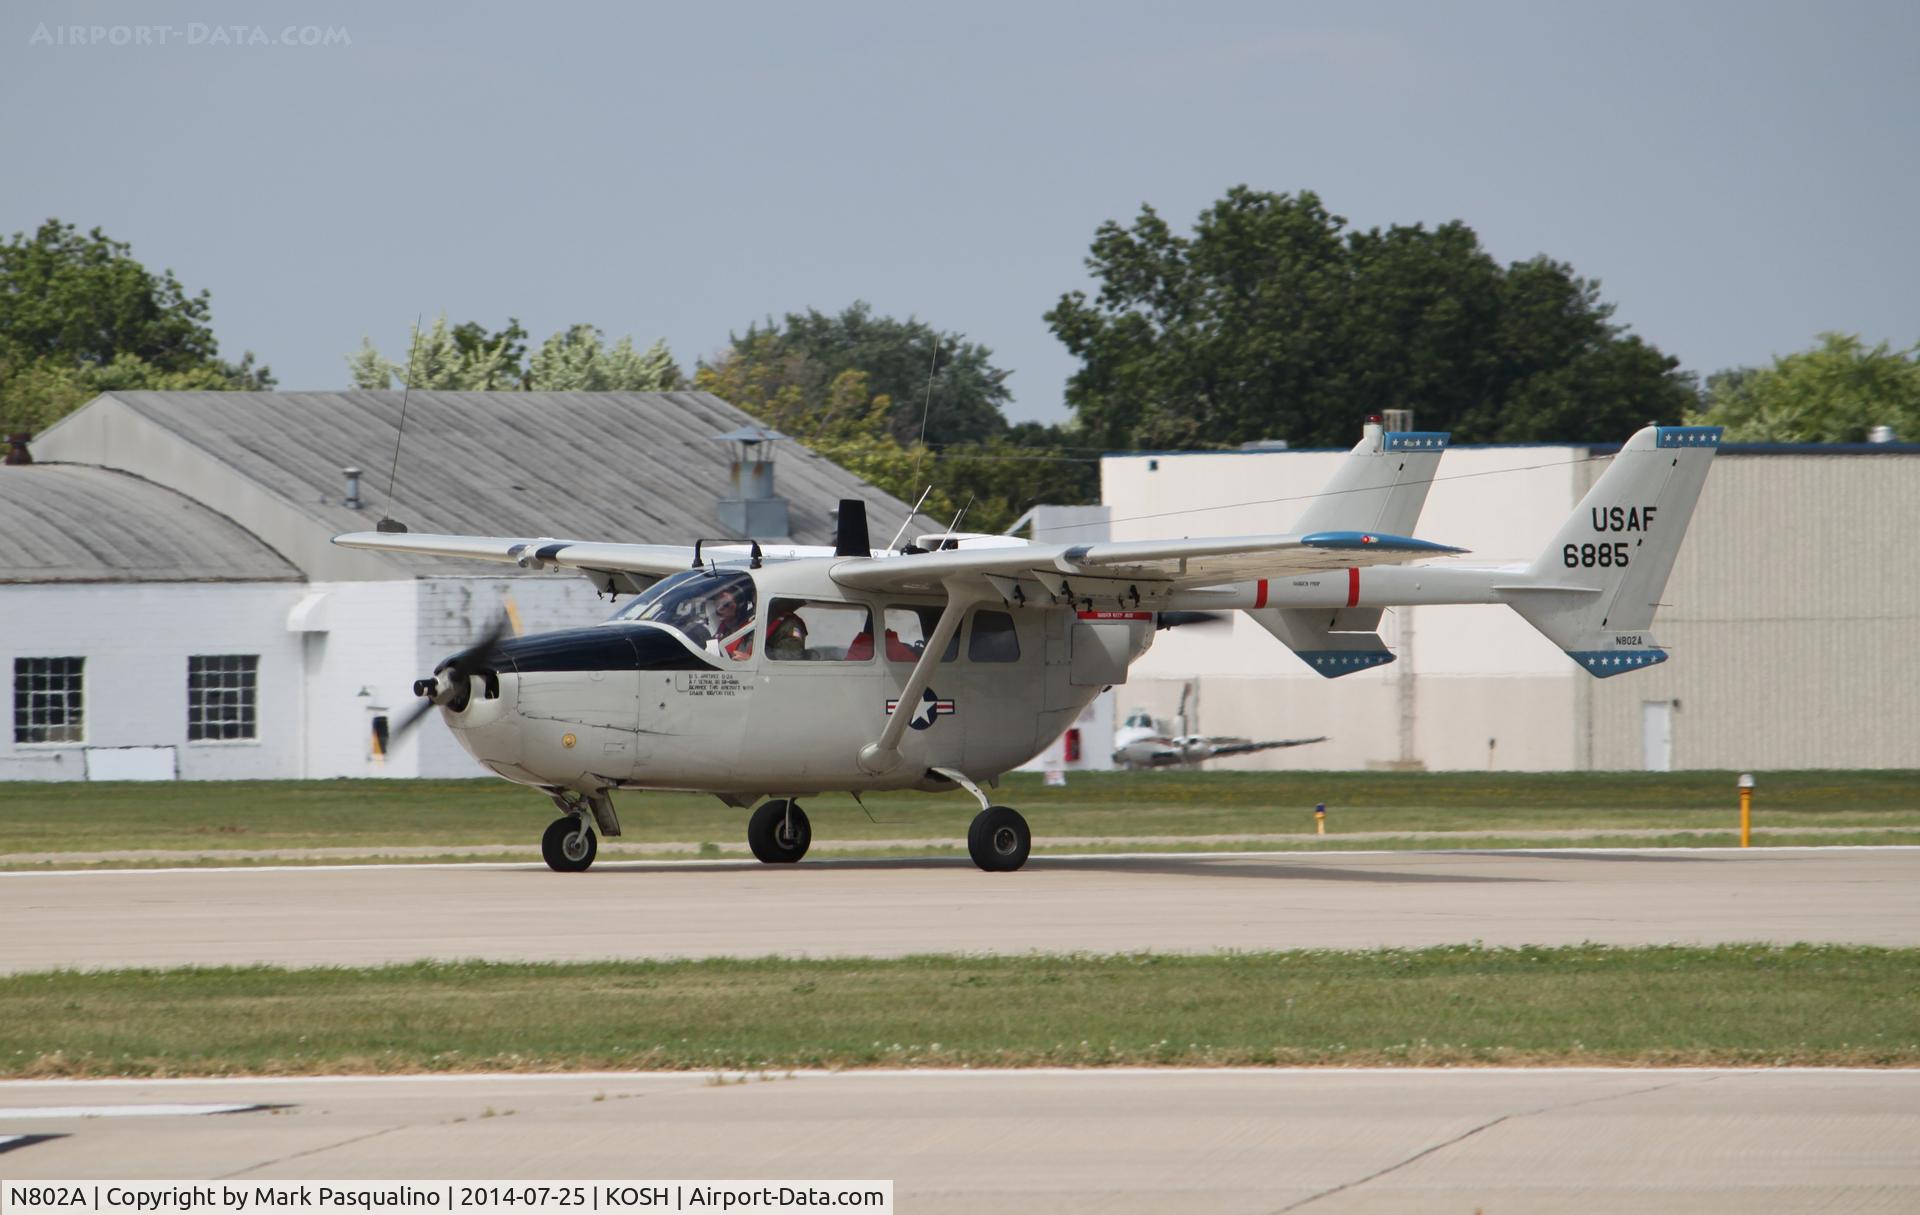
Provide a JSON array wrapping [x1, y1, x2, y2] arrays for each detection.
[[1293, 420, 1450, 538], [1257, 420, 1449, 677], [1506, 425, 1720, 677]]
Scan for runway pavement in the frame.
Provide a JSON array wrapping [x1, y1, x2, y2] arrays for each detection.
[[4, 847, 1918, 973], [3, 1069, 1918, 1212]]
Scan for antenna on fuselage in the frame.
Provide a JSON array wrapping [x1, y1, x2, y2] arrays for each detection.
[[375, 313, 424, 534], [896, 331, 943, 544], [942, 493, 974, 540], [885, 483, 937, 553]]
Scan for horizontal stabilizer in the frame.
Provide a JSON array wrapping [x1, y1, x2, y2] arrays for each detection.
[[1566, 649, 1669, 678]]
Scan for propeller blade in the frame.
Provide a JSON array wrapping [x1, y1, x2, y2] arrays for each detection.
[[389, 694, 439, 741], [445, 613, 510, 683], [1157, 611, 1228, 630]]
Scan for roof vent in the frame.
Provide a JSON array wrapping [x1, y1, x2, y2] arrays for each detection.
[[4, 432, 31, 466], [1869, 425, 1897, 444], [710, 425, 791, 540], [343, 466, 364, 510]]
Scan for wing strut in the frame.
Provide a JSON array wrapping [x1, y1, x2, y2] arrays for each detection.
[[858, 579, 988, 774]]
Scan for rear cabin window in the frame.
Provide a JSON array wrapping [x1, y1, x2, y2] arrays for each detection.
[[967, 610, 1021, 663], [882, 606, 960, 663], [764, 599, 875, 662]]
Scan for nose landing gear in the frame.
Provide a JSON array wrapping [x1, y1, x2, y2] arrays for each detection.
[[539, 789, 618, 873], [541, 814, 597, 872]]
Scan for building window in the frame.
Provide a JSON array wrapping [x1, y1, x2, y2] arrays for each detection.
[[188, 655, 259, 741], [13, 657, 85, 744]]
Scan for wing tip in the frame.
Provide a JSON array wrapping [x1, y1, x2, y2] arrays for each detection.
[[1300, 530, 1466, 555]]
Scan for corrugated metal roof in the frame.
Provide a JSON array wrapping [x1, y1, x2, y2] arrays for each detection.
[[89, 390, 941, 573], [0, 464, 300, 583]]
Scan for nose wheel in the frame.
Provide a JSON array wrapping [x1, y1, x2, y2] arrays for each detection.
[[967, 805, 1031, 872], [541, 815, 597, 872], [748, 799, 811, 863]]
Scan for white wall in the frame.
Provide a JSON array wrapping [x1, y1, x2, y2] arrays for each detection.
[[2, 571, 645, 783], [1, 583, 308, 781]]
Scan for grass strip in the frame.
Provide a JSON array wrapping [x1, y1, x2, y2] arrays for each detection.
[[7, 830, 1920, 871], [4, 945, 1916, 1076], [3, 771, 1918, 858]]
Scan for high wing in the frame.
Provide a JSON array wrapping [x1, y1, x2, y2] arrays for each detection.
[[830, 530, 1465, 596], [334, 531, 748, 592]]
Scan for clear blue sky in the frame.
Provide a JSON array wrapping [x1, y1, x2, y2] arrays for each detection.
[[4, 1, 1916, 424]]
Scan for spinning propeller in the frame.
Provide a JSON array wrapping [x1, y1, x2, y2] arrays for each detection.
[[393, 614, 511, 739], [1156, 610, 1230, 630]]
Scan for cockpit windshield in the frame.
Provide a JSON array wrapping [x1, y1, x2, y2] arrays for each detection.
[[608, 569, 757, 655]]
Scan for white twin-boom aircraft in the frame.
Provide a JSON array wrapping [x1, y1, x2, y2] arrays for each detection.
[[334, 420, 1721, 873]]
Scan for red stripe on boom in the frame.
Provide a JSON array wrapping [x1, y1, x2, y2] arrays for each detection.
[[1254, 578, 1268, 609], [1346, 567, 1360, 608]]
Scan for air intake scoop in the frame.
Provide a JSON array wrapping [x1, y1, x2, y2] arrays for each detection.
[[834, 499, 871, 557]]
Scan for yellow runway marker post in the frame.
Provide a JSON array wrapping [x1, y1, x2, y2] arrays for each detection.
[[1739, 772, 1754, 847]]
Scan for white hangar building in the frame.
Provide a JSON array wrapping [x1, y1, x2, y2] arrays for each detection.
[[2, 390, 935, 782], [1104, 435, 1920, 772]]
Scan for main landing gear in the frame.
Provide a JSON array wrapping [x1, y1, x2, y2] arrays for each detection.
[[967, 805, 1031, 872], [748, 799, 812, 863], [930, 766, 1031, 872]]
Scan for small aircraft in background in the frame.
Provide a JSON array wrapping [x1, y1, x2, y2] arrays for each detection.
[[334, 420, 1720, 874], [1112, 683, 1326, 769]]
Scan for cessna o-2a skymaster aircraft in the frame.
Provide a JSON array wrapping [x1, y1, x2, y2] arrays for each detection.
[[334, 421, 1719, 874]]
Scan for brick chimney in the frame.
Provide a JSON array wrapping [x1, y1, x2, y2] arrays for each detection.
[[3, 433, 30, 466]]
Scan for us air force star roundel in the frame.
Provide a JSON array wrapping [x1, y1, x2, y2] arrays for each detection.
[[885, 687, 956, 731]]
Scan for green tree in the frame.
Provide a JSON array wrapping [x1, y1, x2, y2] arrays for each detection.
[[1690, 333, 1920, 442], [349, 315, 509, 391], [694, 333, 1095, 533], [450, 318, 529, 386], [347, 320, 681, 392], [716, 302, 1013, 446], [1047, 187, 1696, 449], [0, 219, 272, 432]]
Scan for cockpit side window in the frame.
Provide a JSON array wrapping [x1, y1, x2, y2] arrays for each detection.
[[609, 568, 757, 657], [967, 610, 1021, 663], [882, 606, 959, 663], [764, 598, 875, 662]]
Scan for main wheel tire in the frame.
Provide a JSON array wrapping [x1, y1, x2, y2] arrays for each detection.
[[747, 800, 811, 863], [541, 815, 597, 872], [967, 805, 1031, 872]]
